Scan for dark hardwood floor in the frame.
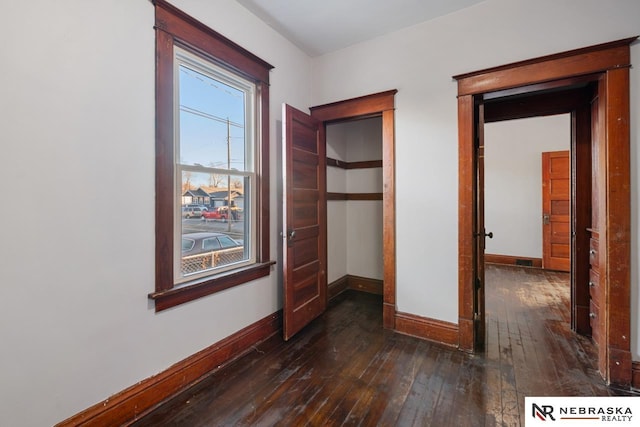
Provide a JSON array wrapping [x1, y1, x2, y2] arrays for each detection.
[[133, 265, 632, 426]]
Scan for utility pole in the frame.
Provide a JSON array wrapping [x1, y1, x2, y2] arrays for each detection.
[[227, 118, 232, 233]]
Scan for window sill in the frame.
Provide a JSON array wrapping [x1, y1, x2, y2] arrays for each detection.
[[149, 261, 276, 312]]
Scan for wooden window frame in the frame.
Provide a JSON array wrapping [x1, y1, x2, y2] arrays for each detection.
[[149, 0, 274, 311]]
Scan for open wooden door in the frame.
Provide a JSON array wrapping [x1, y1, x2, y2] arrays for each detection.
[[542, 150, 571, 272], [474, 100, 488, 349], [282, 104, 327, 341]]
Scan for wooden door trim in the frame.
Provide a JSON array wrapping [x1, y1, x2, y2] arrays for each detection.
[[457, 94, 476, 350], [310, 90, 397, 122], [453, 37, 635, 96], [454, 38, 635, 386], [310, 90, 397, 329]]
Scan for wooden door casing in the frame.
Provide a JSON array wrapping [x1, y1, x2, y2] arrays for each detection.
[[455, 37, 634, 386], [310, 90, 397, 330], [283, 104, 327, 341], [542, 150, 571, 272]]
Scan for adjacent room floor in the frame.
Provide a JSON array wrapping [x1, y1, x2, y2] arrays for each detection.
[[133, 265, 633, 426]]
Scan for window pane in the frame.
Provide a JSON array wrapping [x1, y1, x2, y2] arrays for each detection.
[[179, 170, 250, 280], [178, 64, 247, 171]]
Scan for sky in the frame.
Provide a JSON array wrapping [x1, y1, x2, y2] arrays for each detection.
[[178, 63, 250, 188]]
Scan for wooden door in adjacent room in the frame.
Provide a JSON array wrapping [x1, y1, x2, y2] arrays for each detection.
[[542, 150, 570, 272]]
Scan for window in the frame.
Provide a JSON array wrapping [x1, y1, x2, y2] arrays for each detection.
[[175, 48, 256, 282], [150, 0, 274, 311]]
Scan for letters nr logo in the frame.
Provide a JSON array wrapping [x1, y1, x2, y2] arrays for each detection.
[[532, 403, 556, 421]]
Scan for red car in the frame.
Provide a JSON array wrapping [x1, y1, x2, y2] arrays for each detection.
[[202, 206, 229, 222]]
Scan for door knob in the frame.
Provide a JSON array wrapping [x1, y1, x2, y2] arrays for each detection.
[[543, 214, 550, 225], [475, 231, 493, 239]]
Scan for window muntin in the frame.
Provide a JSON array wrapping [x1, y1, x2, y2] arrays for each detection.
[[174, 48, 257, 284]]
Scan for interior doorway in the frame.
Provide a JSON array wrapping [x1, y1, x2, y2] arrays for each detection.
[[483, 116, 574, 372], [282, 90, 397, 341], [484, 115, 571, 271], [311, 90, 397, 329], [325, 117, 384, 299], [454, 38, 634, 386]]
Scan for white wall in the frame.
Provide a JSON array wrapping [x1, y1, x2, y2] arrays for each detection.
[[0, 1, 313, 426], [311, 0, 640, 337], [2, 1, 640, 425], [327, 124, 348, 283], [326, 119, 383, 282], [485, 115, 570, 258]]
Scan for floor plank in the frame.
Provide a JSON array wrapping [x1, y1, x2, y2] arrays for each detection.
[[132, 265, 634, 426]]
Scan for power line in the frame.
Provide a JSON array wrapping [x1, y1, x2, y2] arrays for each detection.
[[180, 67, 243, 99], [179, 105, 244, 129]]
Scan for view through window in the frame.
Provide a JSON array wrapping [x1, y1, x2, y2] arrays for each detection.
[[175, 48, 256, 284]]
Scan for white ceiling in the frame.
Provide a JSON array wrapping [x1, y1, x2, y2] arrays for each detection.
[[236, 0, 486, 56]]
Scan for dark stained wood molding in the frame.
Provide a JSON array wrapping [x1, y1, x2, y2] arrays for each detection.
[[455, 37, 636, 385], [55, 311, 282, 427], [484, 254, 542, 269], [348, 193, 383, 201], [603, 66, 632, 387], [395, 312, 459, 347], [482, 73, 600, 102], [258, 81, 271, 262], [457, 93, 475, 353], [381, 108, 396, 330], [328, 275, 383, 300], [326, 157, 345, 168], [347, 275, 383, 295], [149, 261, 276, 311], [327, 157, 383, 169], [484, 86, 594, 123], [328, 276, 349, 300], [453, 37, 636, 96], [327, 192, 383, 201], [632, 362, 640, 390], [327, 192, 348, 201], [153, 0, 273, 83], [310, 90, 397, 123], [383, 303, 396, 329]]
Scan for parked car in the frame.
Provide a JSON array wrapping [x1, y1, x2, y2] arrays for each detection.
[[182, 206, 204, 218], [187, 204, 208, 211], [181, 232, 242, 257], [202, 206, 229, 222]]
